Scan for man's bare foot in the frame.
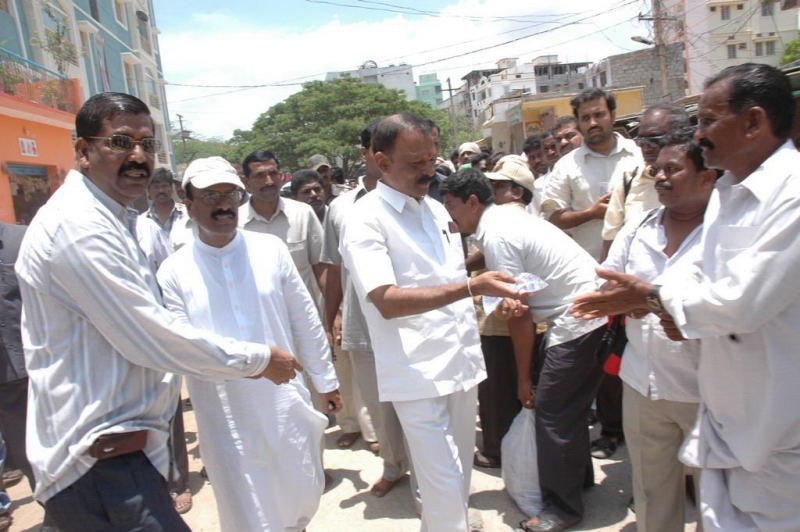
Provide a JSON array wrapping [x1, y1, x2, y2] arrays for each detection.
[[370, 475, 405, 497]]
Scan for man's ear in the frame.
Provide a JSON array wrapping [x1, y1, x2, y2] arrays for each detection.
[[75, 138, 90, 172], [509, 185, 524, 201], [374, 151, 390, 175], [743, 106, 769, 140]]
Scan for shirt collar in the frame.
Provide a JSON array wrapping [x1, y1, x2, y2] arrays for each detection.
[[579, 132, 637, 159], [728, 140, 796, 203], [241, 197, 285, 224], [377, 180, 418, 214]]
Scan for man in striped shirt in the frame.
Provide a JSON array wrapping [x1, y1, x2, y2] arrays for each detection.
[[16, 92, 302, 531]]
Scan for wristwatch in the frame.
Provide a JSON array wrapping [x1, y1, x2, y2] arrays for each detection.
[[646, 284, 665, 314]]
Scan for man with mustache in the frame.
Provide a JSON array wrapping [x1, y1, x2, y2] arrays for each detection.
[[541, 88, 643, 261], [239, 149, 326, 310], [15, 93, 301, 531], [602, 131, 718, 531], [291, 169, 327, 223], [570, 63, 800, 531], [157, 156, 340, 531], [137, 168, 184, 270], [340, 112, 523, 531]]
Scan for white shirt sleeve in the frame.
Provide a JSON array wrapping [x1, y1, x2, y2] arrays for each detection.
[[47, 225, 270, 380]]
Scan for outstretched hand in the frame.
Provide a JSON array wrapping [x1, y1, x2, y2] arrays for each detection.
[[470, 271, 534, 300], [260, 346, 304, 385], [570, 267, 651, 319]]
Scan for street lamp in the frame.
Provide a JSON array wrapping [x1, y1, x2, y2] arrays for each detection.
[[631, 36, 654, 45]]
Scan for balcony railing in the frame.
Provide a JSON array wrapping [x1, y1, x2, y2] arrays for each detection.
[[0, 46, 79, 113]]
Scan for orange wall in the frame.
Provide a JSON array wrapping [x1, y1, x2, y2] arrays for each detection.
[[0, 114, 76, 223]]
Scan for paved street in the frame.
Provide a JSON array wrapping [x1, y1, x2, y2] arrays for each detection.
[[7, 396, 699, 531]]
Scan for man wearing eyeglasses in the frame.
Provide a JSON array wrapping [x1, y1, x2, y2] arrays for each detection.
[[157, 157, 341, 531], [15, 93, 304, 531], [599, 104, 692, 262]]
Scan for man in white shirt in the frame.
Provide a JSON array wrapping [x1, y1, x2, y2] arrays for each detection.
[[571, 63, 800, 531], [552, 116, 582, 157], [341, 113, 521, 532], [541, 88, 644, 260], [441, 169, 605, 532], [15, 92, 302, 531], [158, 157, 341, 531], [322, 119, 411, 496], [603, 133, 718, 531]]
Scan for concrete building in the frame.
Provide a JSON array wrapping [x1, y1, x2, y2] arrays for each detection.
[[326, 60, 416, 100], [415, 73, 442, 108], [662, 0, 798, 94], [530, 55, 590, 95], [0, 0, 172, 224], [587, 42, 686, 106]]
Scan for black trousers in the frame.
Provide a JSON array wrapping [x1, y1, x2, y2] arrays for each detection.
[[535, 327, 605, 520], [42, 451, 190, 532], [0, 378, 33, 490], [596, 373, 624, 438], [477, 335, 522, 461]]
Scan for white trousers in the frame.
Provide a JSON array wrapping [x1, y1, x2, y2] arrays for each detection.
[[393, 386, 477, 532], [700, 453, 800, 532]]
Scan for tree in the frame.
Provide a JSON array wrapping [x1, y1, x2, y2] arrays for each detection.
[[781, 35, 800, 66], [226, 77, 454, 175], [171, 132, 234, 169]]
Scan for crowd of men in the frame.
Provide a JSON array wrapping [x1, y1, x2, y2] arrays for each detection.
[[0, 61, 797, 532]]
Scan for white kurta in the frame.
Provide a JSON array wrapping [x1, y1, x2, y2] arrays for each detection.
[[157, 231, 336, 531]]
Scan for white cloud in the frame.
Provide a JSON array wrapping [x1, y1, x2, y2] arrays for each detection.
[[159, 0, 650, 139]]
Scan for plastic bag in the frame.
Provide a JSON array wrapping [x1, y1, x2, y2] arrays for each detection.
[[501, 408, 543, 516]]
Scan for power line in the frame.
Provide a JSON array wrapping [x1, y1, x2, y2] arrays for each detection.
[[168, 1, 639, 104]]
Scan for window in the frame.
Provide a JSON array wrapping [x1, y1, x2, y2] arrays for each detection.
[[727, 44, 737, 59], [540, 85, 549, 93], [0, 0, 9, 13], [721, 5, 731, 19], [136, 11, 151, 55], [123, 62, 138, 96], [114, 1, 127, 27], [766, 40, 776, 55], [762, 1, 774, 15], [89, 0, 99, 20], [553, 65, 565, 75], [515, 74, 522, 79], [756, 41, 764, 56]]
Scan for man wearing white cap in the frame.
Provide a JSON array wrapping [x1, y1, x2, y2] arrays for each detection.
[[458, 142, 481, 167], [441, 169, 606, 532], [157, 157, 341, 531]]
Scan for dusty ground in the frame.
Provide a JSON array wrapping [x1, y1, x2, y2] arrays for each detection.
[[7, 397, 698, 531]]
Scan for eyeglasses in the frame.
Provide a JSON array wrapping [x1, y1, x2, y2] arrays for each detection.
[[634, 134, 669, 148], [89, 134, 161, 154], [197, 189, 244, 205]]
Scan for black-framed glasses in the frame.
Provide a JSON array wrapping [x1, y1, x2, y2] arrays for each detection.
[[198, 189, 244, 205], [634, 134, 669, 148], [89, 134, 161, 154]]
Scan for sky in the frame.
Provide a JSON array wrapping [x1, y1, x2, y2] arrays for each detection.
[[153, 0, 655, 140]]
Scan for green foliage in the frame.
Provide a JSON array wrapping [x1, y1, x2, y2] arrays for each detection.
[[226, 77, 454, 174], [171, 132, 234, 168], [781, 35, 800, 66]]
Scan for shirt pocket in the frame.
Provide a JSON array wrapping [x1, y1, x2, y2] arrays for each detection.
[[286, 239, 308, 267], [714, 225, 760, 278]]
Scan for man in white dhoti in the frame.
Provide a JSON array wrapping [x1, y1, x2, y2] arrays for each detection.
[[570, 63, 800, 531], [157, 157, 341, 531]]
